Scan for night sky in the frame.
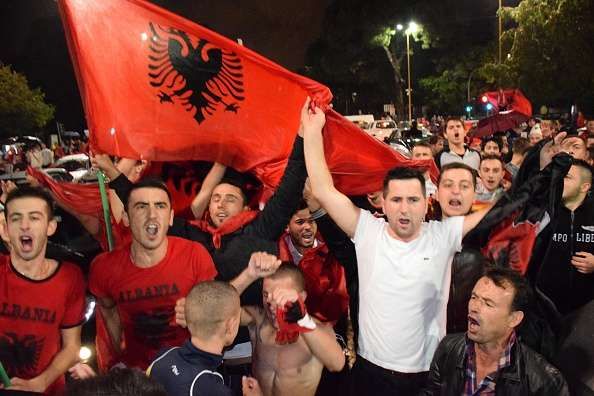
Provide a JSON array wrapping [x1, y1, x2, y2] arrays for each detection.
[[0, 0, 515, 131]]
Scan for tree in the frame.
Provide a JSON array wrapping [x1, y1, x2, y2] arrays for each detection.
[[481, 0, 594, 109], [0, 64, 54, 138]]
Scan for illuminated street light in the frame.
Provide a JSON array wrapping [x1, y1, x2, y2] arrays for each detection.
[[404, 21, 420, 123], [396, 24, 404, 31]]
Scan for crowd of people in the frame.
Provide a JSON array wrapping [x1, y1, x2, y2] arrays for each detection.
[[0, 137, 88, 174], [1, 100, 593, 395]]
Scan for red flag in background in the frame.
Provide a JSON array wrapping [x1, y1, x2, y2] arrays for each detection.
[[58, 0, 437, 195]]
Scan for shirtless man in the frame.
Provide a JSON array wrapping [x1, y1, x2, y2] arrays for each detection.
[[176, 260, 345, 396]]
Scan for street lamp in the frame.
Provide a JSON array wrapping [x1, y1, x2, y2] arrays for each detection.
[[396, 24, 404, 31], [405, 21, 419, 124]]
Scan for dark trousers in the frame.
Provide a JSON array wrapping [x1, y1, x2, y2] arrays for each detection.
[[350, 355, 428, 395]]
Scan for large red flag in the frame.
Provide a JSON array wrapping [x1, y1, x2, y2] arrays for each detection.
[[58, 0, 437, 195]]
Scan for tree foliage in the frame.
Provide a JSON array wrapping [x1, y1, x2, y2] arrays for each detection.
[[0, 64, 54, 138], [481, 0, 594, 108]]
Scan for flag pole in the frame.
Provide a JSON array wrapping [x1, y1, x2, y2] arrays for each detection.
[[97, 171, 114, 251], [0, 361, 10, 388]]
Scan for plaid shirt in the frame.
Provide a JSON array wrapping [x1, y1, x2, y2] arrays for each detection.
[[463, 332, 516, 396]]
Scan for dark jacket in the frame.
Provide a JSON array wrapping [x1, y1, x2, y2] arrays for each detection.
[[109, 136, 307, 306], [530, 195, 594, 315], [421, 333, 569, 396], [148, 341, 231, 396]]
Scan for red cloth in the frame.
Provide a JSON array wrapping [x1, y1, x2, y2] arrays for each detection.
[[27, 167, 131, 251], [275, 298, 313, 345], [0, 256, 86, 395], [58, 0, 438, 195], [89, 236, 217, 369], [278, 234, 349, 324], [190, 210, 259, 248]]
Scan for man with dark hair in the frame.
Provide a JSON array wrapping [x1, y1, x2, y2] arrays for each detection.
[[561, 134, 590, 161], [530, 159, 594, 315], [411, 143, 438, 197], [476, 155, 505, 202], [0, 186, 85, 394], [66, 368, 167, 396], [428, 134, 445, 156], [435, 118, 480, 170], [422, 268, 569, 395], [302, 102, 490, 395], [481, 137, 502, 157], [89, 180, 219, 370], [505, 137, 530, 181]]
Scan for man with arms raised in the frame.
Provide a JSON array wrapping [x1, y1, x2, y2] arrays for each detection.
[[176, 260, 345, 396], [302, 99, 489, 394], [242, 263, 344, 396], [0, 186, 85, 394]]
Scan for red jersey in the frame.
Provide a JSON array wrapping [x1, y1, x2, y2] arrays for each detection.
[[89, 236, 216, 369], [0, 256, 85, 395]]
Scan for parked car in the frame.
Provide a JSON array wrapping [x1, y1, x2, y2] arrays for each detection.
[[53, 153, 97, 183], [369, 120, 398, 142], [0, 168, 74, 184]]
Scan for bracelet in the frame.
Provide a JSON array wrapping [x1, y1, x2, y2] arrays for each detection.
[[310, 208, 327, 220]]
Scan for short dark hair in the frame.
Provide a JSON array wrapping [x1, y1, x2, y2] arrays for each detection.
[[571, 158, 593, 185], [413, 141, 432, 150], [382, 167, 426, 197], [5, 185, 55, 219], [480, 154, 504, 167], [481, 136, 503, 152], [267, 262, 305, 292], [429, 134, 444, 145], [438, 162, 477, 188], [125, 178, 172, 211], [511, 137, 531, 155], [443, 117, 464, 132], [65, 368, 167, 396], [483, 267, 533, 314]]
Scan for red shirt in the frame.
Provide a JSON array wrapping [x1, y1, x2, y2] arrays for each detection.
[[89, 236, 217, 369], [0, 256, 85, 394]]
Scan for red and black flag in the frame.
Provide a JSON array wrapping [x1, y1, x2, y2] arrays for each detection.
[[464, 153, 572, 274], [57, 0, 437, 196]]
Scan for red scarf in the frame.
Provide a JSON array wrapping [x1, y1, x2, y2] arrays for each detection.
[[190, 210, 259, 248]]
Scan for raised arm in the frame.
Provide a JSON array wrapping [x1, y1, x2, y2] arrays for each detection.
[[191, 162, 226, 219], [462, 205, 492, 238], [302, 98, 360, 238]]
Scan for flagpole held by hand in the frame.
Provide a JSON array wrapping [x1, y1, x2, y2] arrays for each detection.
[[0, 361, 11, 388], [96, 170, 114, 251]]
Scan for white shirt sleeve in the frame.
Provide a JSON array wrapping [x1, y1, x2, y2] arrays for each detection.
[[353, 209, 385, 245]]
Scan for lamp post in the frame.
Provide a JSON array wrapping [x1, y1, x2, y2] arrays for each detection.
[[498, 0, 502, 64], [405, 21, 419, 124]]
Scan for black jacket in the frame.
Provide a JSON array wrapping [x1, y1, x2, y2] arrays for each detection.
[[530, 195, 594, 315], [148, 340, 231, 396], [109, 136, 307, 306], [421, 333, 569, 396]]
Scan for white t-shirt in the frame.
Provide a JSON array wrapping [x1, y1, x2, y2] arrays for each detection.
[[354, 210, 464, 372]]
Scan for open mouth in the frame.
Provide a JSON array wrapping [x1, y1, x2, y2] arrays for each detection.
[[215, 212, 228, 222], [454, 132, 460, 138], [398, 218, 410, 226], [145, 224, 158, 236], [468, 316, 480, 331], [448, 199, 462, 208], [20, 236, 33, 251], [301, 232, 314, 244]]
